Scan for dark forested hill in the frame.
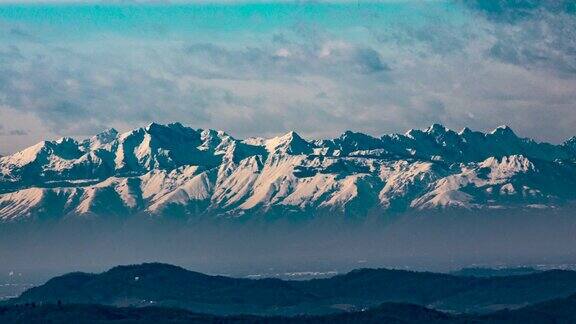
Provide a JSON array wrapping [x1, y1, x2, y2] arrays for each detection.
[[450, 267, 540, 278], [4, 295, 576, 324], [8, 263, 576, 316], [0, 302, 457, 324]]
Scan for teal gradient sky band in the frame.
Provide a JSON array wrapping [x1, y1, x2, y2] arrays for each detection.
[[0, 2, 463, 42]]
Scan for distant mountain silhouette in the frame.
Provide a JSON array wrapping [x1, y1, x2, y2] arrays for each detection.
[[8, 263, 576, 316]]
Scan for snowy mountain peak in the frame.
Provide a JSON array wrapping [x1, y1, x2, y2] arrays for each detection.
[[55, 137, 76, 145], [564, 136, 576, 150], [426, 123, 449, 134], [1, 123, 576, 221], [143, 122, 200, 140], [83, 128, 119, 151], [265, 131, 314, 155], [95, 128, 118, 141], [490, 125, 517, 138], [2, 141, 50, 167], [145, 122, 162, 131], [458, 127, 473, 135], [405, 124, 452, 139]]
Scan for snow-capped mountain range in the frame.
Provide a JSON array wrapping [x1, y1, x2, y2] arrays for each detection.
[[1, 122, 576, 221]]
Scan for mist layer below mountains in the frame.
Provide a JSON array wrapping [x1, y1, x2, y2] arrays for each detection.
[[2, 208, 576, 276]]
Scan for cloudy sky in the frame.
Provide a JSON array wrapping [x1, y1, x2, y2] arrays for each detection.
[[0, 0, 575, 154]]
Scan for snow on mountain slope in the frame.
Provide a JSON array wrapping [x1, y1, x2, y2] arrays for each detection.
[[378, 161, 443, 211], [1, 123, 576, 221]]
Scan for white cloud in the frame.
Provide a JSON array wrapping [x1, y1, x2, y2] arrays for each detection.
[[0, 0, 575, 153]]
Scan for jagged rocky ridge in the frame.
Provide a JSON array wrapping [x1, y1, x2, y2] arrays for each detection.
[[1, 123, 576, 221]]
